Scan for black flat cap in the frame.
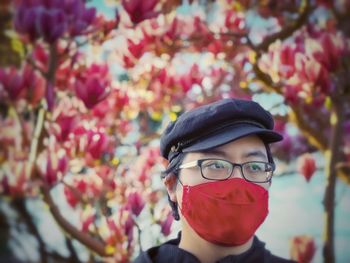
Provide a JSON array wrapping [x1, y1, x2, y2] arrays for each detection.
[[160, 98, 283, 161]]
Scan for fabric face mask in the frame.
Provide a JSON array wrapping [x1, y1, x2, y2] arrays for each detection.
[[179, 178, 268, 246]]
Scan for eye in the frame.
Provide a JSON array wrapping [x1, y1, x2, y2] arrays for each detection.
[[245, 162, 264, 173], [202, 160, 228, 170]]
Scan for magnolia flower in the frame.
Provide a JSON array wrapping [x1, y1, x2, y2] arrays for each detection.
[[0, 66, 31, 101], [64, 185, 79, 208], [75, 64, 111, 109], [126, 191, 145, 216], [55, 114, 77, 142], [297, 154, 317, 182], [122, 0, 159, 24], [290, 235, 316, 263], [85, 130, 110, 160], [44, 153, 69, 186], [225, 10, 246, 33], [14, 0, 96, 43], [160, 211, 174, 236]]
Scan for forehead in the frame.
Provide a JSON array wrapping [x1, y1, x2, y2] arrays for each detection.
[[185, 135, 267, 160]]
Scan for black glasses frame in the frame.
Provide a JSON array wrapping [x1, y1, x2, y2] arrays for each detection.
[[178, 158, 275, 183]]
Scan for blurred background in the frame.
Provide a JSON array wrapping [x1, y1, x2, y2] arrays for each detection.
[[0, 0, 349, 262]]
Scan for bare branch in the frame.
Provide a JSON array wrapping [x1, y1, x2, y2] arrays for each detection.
[[252, 63, 283, 91], [41, 184, 110, 257], [254, 0, 314, 53], [290, 105, 328, 151], [11, 198, 48, 263], [26, 106, 45, 179]]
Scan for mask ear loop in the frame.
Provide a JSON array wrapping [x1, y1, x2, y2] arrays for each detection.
[[167, 175, 186, 221]]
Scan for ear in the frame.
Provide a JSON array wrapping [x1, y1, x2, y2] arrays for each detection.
[[163, 173, 178, 202]]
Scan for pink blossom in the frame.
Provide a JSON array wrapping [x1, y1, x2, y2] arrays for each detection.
[[160, 211, 174, 236], [86, 130, 109, 160], [64, 186, 79, 208], [76, 180, 88, 194], [290, 235, 316, 263], [44, 153, 69, 186], [55, 114, 77, 142], [126, 191, 145, 216], [0, 65, 33, 101], [225, 11, 246, 33], [122, 0, 159, 24], [127, 39, 146, 60], [75, 64, 111, 109], [313, 32, 345, 72], [297, 154, 316, 182], [179, 64, 203, 93], [14, 0, 96, 43]]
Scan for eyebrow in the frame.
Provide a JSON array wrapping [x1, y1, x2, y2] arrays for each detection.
[[243, 150, 267, 160], [201, 149, 229, 158], [200, 149, 267, 160]]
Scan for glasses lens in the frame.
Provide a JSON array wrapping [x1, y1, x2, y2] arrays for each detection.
[[201, 159, 232, 180], [242, 162, 273, 182]]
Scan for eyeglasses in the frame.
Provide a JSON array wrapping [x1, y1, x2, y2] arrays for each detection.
[[178, 158, 275, 183]]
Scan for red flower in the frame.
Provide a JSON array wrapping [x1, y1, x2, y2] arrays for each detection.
[[126, 191, 145, 216], [122, 55, 135, 68], [312, 32, 346, 72], [13, 0, 96, 43], [55, 114, 77, 142], [64, 186, 79, 208], [179, 64, 203, 93], [86, 130, 109, 160], [283, 85, 301, 105], [0, 65, 34, 101], [127, 38, 146, 60], [279, 45, 300, 78], [297, 154, 316, 182], [290, 235, 316, 263], [78, 179, 88, 193], [160, 211, 174, 236], [44, 153, 68, 186], [122, 0, 159, 24], [225, 11, 246, 33], [75, 64, 111, 109]]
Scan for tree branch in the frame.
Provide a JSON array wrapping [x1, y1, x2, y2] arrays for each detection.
[[11, 198, 48, 263], [252, 62, 283, 91], [26, 106, 45, 179], [290, 105, 328, 151], [322, 97, 346, 263], [41, 184, 110, 257], [65, 236, 80, 262], [254, 0, 314, 52]]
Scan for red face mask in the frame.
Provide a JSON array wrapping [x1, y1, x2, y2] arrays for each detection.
[[179, 178, 268, 246]]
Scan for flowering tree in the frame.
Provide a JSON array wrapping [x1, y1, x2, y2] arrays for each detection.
[[0, 0, 349, 262]]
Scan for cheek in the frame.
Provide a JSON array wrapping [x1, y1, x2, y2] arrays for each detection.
[[179, 170, 206, 186], [176, 184, 183, 207], [260, 182, 270, 190]]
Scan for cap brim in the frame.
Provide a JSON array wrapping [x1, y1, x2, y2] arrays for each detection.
[[182, 123, 283, 153]]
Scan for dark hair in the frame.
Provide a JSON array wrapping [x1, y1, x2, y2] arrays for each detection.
[[161, 153, 186, 221]]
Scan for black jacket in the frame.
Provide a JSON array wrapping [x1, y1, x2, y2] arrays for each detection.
[[133, 233, 296, 263]]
